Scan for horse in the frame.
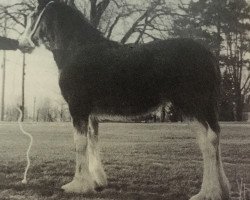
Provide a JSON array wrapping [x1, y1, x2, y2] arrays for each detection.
[[18, 0, 230, 199]]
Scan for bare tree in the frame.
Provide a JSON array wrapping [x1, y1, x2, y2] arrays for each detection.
[[75, 0, 175, 43], [89, 0, 111, 28], [99, 0, 174, 44], [0, 0, 35, 121], [1, 0, 175, 43]]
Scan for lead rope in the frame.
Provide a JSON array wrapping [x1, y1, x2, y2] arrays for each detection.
[[7, 46, 34, 184], [16, 107, 33, 184]]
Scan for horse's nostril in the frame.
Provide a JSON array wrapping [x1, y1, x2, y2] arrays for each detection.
[[19, 46, 34, 54], [17, 40, 33, 53]]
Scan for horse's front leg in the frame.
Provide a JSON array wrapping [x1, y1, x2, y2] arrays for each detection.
[[88, 118, 107, 190], [62, 118, 95, 193]]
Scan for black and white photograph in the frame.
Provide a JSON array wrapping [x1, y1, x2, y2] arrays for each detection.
[[0, 0, 249, 199]]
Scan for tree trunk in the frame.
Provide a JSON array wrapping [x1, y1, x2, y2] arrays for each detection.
[[235, 84, 243, 121], [21, 53, 25, 122], [161, 106, 166, 122], [153, 115, 157, 123], [235, 101, 243, 121], [215, 0, 222, 63]]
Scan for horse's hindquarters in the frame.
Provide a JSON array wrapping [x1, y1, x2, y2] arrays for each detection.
[[189, 120, 230, 200]]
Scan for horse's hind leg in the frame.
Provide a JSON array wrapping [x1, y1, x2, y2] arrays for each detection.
[[189, 119, 230, 200], [62, 118, 95, 193], [88, 118, 107, 190]]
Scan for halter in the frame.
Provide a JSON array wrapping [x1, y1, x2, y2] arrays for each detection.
[[27, 1, 55, 47]]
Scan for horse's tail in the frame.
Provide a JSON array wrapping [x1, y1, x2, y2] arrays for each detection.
[[203, 53, 221, 134]]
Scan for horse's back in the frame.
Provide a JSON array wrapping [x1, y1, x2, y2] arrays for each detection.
[[102, 38, 220, 102]]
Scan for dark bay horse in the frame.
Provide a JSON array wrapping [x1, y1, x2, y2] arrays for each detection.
[[19, 0, 230, 199]]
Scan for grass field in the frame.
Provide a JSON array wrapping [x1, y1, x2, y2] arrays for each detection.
[[0, 122, 249, 200]]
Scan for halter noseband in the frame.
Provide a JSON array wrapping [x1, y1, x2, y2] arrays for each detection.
[[27, 1, 55, 47]]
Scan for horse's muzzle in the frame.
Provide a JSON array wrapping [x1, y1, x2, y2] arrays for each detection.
[[18, 38, 35, 54]]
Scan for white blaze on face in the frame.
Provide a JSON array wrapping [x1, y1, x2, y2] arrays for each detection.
[[19, 11, 36, 51]]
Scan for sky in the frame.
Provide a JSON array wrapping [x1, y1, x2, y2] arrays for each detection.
[[0, 46, 63, 115]]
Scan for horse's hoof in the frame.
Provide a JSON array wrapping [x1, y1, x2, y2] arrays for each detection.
[[62, 178, 95, 194], [93, 172, 108, 190], [94, 185, 105, 192], [189, 192, 225, 200], [93, 179, 107, 192]]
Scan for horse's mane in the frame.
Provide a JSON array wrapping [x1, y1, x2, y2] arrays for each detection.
[[47, 2, 103, 41]]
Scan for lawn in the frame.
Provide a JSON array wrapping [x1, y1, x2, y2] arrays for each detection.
[[0, 122, 249, 200]]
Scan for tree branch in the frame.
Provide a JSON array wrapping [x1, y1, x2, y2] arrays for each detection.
[[241, 75, 250, 92], [4, 11, 25, 27], [106, 14, 121, 39], [120, 0, 163, 44], [90, 0, 111, 28], [120, 9, 150, 44]]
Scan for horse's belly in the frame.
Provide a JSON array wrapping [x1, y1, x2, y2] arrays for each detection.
[[91, 105, 161, 122], [91, 114, 147, 122], [91, 96, 165, 122]]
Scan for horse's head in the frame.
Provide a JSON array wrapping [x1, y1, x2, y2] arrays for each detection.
[[19, 0, 102, 53], [19, 0, 55, 53]]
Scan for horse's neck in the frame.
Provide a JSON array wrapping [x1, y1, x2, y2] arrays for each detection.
[[52, 31, 100, 50], [50, 29, 105, 70], [52, 50, 69, 70], [51, 27, 119, 70], [51, 39, 111, 70]]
